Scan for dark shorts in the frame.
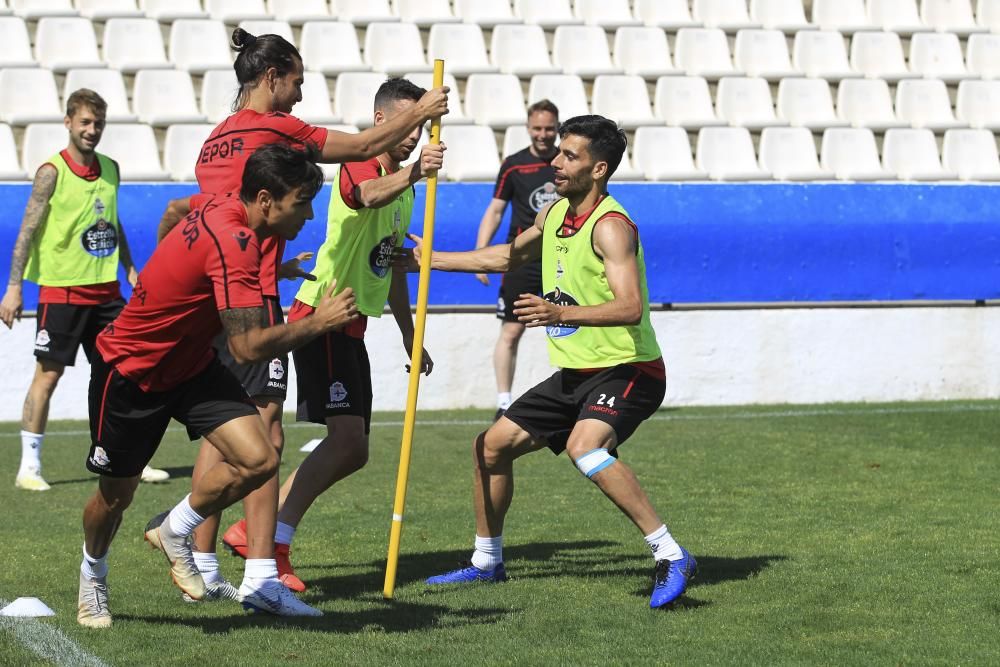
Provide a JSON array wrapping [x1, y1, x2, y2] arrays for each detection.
[[86, 353, 258, 478], [497, 260, 542, 323], [34, 299, 125, 366], [503, 363, 666, 455], [293, 330, 373, 433], [213, 296, 288, 400]]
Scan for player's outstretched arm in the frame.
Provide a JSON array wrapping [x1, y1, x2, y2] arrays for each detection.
[[157, 196, 192, 243], [320, 87, 449, 164], [0, 164, 57, 329], [117, 221, 139, 287], [387, 268, 433, 375], [354, 143, 445, 209], [221, 281, 358, 364], [473, 198, 508, 285]]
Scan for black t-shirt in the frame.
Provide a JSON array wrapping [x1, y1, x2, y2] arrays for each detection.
[[493, 148, 559, 242]]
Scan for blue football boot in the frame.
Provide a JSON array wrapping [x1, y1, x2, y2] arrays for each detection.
[[650, 547, 697, 608], [426, 561, 508, 585]]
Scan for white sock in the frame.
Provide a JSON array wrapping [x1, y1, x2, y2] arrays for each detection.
[[242, 558, 279, 587], [497, 393, 512, 410], [19, 431, 43, 472], [275, 521, 296, 546], [164, 495, 206, 538], [81, 543, 108, 579], [471, 535, 503, 570], [192, 551, 222, 585], [645, 524, 683, 562]]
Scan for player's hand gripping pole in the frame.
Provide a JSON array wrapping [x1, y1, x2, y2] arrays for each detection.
[[383, 59, 444, 599]]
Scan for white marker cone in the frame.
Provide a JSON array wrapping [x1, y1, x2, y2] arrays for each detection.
[[1, 597, 55, 617]]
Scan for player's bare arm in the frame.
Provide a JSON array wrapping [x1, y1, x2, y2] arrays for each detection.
[[278, 251, 316, 281], [355, 144, 446, 209], [117, 221, 139, 287], [0, 164, 57, 328], [321, 87, 449, 163], [221, 281, 358, 364], [474, 198, 509, 285], [157, 196, 192, 243], [388, 268, 433, 375], [516, 216, 643, 329]]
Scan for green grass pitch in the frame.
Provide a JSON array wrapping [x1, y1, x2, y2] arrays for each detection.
[[2, 402, 999, 665]]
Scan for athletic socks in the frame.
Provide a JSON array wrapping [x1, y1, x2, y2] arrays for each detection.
[[275, 521, 296, 546], [164, 495, 206, 538], [645, 524, 683, 562], [81, 543, 108, 580], [193, 551, 222, 585], [471, 534, 503, 571], [19, 430, 43, 472], [497, 393, 512, 411]]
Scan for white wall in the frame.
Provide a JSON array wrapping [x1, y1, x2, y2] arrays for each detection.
[[1, 307, 998, 422]]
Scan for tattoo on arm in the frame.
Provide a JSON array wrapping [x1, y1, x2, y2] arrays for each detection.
[[219, 307, 267, 337], [8, 166, 57, 286]]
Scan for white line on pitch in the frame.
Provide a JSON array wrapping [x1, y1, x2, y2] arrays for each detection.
[[0, 599, 109, 667]]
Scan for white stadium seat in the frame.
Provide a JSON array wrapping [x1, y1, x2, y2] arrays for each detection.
[[955, 80, 1000, 130], [393, 0, 459, 27], [334, 72, 388, 127], [977, 0, 1000, 32], [632, 126, 707, 181], [850, 31, 919, 82], [34, 17, 102, 72], [811, 0, 873, 34], [733, 28, 798, 80], [299, 22, 368, 75], [364, 22, 430, 76], [401, 72, 472, 124], [490, 24, 560, 76], [139, 0, 206, 22], [0, 16, 37, 67], [552, 25, 621, 78], [268, 0, 330, 25], [759, 126, 835, 180], [463, 74, 525, 128], [716, 76, 788, 129], [132, 69, 206, 126], [439, 124, 500, 181], [692, 0, 758, 32], [0, 123, 26, 179], [21, 123, 68, 174], [654, 75, 726, 128], [674, 28, 738, 80], [63, 68, 135, 121], [882, 128, 957, 180], [427, 24, 497, 76], [792, 30, 860, 81], [103, 18, 171, 72], [295, 71, 340, 125], [634, 0, 696, 29], [76, 0, 142, 20], [332, 0, 397, 25], [894, 79, 964, 130], [777, 78, 848, 129], [837, 78, 907, 130], [590, 75, 655, 129], [11, 0, 76, 19], [613, 27, 681, 79], [162, 123, 214, 181], [205, 0, 269, 23], [820, 127, 893, 180], [866, 0, 927, 35], [574, 0, 640, 29], [514, 0, 581, 28], [453, 0, 519, 28], [942, 128, 1000, 180], [749, 0, 812, 34], [238, 20, 295, 46], [965, 33, 1000, 80], [609, 148, 644, 181], [921, 0, 986, 35], [908, 32, 971, 82], [696, 127, 770, 180], [527, 74, 589, 119], [169, 20, 232, 73], [502, 124, 530, 158], [0, 69, 63, 125], [95, 123, 169, 180], [200, 69, 239, 123]]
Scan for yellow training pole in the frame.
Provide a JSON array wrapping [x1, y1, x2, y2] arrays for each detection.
[[383, 59, 445, 599]]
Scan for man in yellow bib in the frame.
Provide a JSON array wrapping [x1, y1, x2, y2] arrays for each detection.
[[0, 89, 167, 490], [401, 115, 696, 609]]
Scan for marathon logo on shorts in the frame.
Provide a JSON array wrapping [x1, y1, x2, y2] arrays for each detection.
[[81, 214, 118, 258], [543, 287, 580, 338], [89, 446, 111, 471], [369, 234, 396, 279], [327, 381, 350, 408], [529, 182, 560, 212], [34, 328, 50, 352]]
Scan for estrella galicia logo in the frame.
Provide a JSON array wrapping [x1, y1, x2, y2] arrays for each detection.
[[80, 218, 118, 257], [369, 234, 396, 278], [543, 287, 580, 338], [529, 182, 560, 212]]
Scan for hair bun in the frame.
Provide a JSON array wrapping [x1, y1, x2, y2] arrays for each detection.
[[231, 27, 258, 51]]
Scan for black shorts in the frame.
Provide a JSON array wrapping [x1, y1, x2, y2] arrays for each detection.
[[34, 299, 125, 366], [503, 363, 666, 455], [497, 260, 542, 323], [86, 353, 258, 478], [213, 296, 288, 400], [293, 330, 373, 433]]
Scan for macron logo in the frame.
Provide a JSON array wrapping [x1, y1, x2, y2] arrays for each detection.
[[232, 231, 252, 251]]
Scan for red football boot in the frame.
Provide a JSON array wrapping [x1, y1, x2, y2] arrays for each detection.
[[221, 518, 249, 559], [275, 543, 307, 592]]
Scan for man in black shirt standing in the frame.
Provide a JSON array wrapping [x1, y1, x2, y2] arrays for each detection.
[[474, 100, 560, 420]]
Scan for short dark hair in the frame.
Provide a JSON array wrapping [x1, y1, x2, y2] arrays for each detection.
[[558, 115, 627, 180], [374, 77, 427, 112], [231, 27, 302, 111], [66, 88, 107, 119], [240, 144, 324, 204], [527, 99, 559, 120]]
